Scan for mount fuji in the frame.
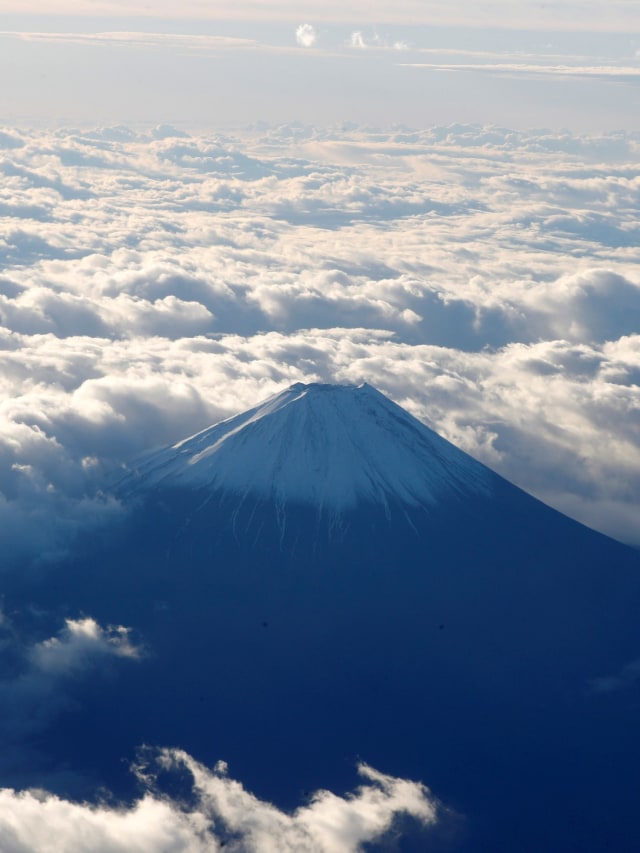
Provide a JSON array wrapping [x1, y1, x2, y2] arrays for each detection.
[[121, 381, 492, 513], [6, 382, 640, 852]]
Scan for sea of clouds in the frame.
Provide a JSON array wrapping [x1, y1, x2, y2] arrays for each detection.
[[0, 121, 638, 848], [1, 122, 638, 555]]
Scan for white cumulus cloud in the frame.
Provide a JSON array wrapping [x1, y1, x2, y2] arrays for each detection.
[[31, 617, 141, 675], [0, 750, 439, 853], [295, 24, 317, 48]]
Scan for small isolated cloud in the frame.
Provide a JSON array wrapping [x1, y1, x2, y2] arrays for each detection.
[[0, 749, 440, 853], [295, 24, 317, 48], [31, 617, 141, 675], [344, 31, 409, 51], [1, 617, 141, 723], [0, 615, 142, 781]]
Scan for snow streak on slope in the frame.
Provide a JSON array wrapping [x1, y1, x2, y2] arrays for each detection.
[[123, 383, 492, 513]]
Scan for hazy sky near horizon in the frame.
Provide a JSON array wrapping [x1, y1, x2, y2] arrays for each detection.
[[1, 6, 640, 129], [2, 1, 639, 28]]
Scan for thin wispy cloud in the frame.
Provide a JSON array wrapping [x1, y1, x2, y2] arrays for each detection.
[[589, 658, 640, 694], [2, 30, 262, 51], [403, 61, 640, 81]]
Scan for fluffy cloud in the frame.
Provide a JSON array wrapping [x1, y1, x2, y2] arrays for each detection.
[[0, 791, 200, 853], [31, 617, 140, 674], [0, 750, 438, 853], [295, 24, 317, 48], [0, 123, 638, 559]]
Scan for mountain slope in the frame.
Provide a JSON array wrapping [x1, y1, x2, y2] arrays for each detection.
[[5, 382, 640, 853], [120, 382, 492, 514]]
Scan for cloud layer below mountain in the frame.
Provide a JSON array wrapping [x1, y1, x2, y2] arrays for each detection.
[[0, 123, 638, 552]]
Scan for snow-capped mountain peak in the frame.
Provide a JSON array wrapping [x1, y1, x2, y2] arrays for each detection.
[[123, 382, 492, 512]]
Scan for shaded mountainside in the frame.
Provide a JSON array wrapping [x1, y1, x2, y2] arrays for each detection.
[[4, 383, 640, 852]]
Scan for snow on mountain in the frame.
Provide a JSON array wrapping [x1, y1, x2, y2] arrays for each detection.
[[122, 382, 492, 512]]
